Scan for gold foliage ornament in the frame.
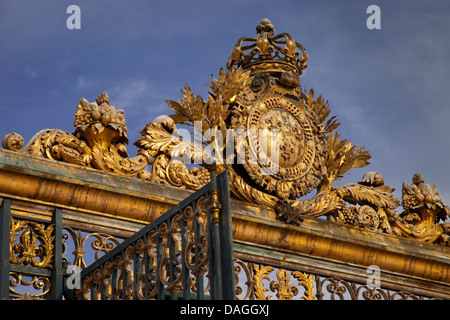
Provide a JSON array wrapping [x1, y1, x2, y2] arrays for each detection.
[[10, 218, 55, 268], [2, 92, 210, 190], [252, 264, 315, 300], [9, 272, 51, 299]]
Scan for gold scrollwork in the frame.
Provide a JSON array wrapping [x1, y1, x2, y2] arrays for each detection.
[[10, 218, 54, 268], [234, 259, 254, 300], [314, 275, 432, 300], [158, 219, 183, 294], [62, 227, 121, 269], [9, 272, 50, 300], [236, 260, 431, 301], [251, 264, 315, 300]]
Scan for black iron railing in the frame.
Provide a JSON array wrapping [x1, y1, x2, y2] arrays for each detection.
[[0, 199, 64, 300], [70, 171, 234, 300]]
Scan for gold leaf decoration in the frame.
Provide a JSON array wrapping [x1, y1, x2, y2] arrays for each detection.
[[253, 264, 274, 300], [10, 218, 55, 268], [292, 271, 315, 300], [2, 18, 449, 246]]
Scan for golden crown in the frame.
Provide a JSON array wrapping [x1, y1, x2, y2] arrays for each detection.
[[226, 18, 308, 78]]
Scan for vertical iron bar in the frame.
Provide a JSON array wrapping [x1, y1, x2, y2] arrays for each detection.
[[133, 241, 140, 300], [121, 249, 127, 300], [194, 217, 204, 299], [206, 206, 214, 299], [100, 265, 107, 300], [206, 186, 216, 299], [111, 258, 117, 300], [315, 274, 322, 300], [167, 218, 175, 300], [156, 233, 163, 300], [208, 171, 224, 299], [216, 171, 235, 300], [180, 215, 190, 300], [212, 220, 223, 299], [190, 198, 199, 300], [0, 198, 11, 300], [47, 207, 63, 300], [143, 233, 149, 300], [206, 203, 217, 299], [91, 275, 97, 300]]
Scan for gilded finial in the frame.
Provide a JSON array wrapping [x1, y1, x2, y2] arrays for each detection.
[[256, 18, 275, 37], [96, 92, 110, 106]]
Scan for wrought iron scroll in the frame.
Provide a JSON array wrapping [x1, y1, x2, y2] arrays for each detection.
[[232, 259, 438, 300], [0, 198, 63, 300], [74, 171, 234, 300]]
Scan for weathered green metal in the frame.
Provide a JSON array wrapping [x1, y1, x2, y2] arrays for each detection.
[[46, 208, 63, 300], [3, 201, 65, 300], [216, 171, 235, 300], [0, 199, 11, 300]]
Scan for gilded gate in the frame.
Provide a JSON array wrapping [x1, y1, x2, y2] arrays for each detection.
[[1, 18, 449, 300]]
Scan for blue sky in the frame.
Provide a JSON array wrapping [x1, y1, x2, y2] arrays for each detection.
[[1, 0, 450, 206]]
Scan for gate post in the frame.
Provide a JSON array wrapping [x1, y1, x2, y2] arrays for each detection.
[[207, 171, 235, 300], [46, 208, 63, 300], [0, 199, 11, 300], [216, 171, 235, 300]]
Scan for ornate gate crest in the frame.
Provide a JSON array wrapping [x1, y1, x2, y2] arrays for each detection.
[[3, 19, 449, 246], [231, 88, 326, 200], [225, 18, 326, 199]]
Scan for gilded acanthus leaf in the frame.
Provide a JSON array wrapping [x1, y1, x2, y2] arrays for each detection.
[[166, 84, 206, 127], [208, 67, 251, 104], [322, 131, 371, 188], [253, 264, 274, 300], [308, 88, 340, 133], [337, 184, 400, 210], [135, 121, 178, 160], [164, 66, 250, 168], [292, 271, 315, 300], [305, 89, 372, 191]]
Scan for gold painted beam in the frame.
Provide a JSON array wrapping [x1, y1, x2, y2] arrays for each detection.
[[231, 209, 450, 287], [0, 149, 191, 222]]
